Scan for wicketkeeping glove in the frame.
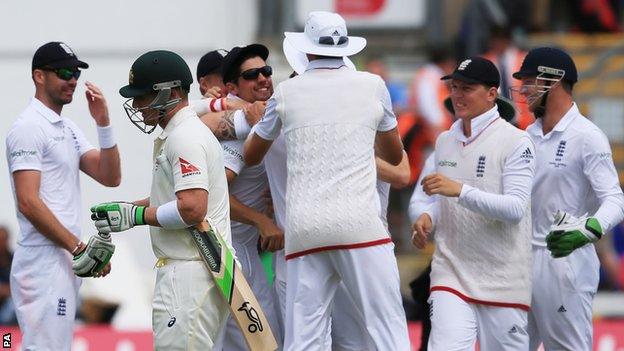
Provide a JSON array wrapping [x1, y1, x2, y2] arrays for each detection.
[[91, 202, 146, 234], [546, 210, 603, 258], [72, 233, 115, 277]]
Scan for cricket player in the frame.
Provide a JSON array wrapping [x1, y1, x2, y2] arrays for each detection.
[[412, 57, 535, 350], [244, 11, 410, 351], [512, 47, 624, 350], [6, 41, 120, 350], [89, 50, 231, 350]]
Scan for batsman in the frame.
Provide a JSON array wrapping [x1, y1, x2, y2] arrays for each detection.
[[89, 50, 232, 349]]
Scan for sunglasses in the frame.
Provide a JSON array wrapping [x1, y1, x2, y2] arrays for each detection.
[[43, 67, 81, 81], [239, 66, 272, 80], [318, 36, 348, 46]]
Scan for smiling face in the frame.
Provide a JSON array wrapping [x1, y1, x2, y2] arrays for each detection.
[[227, 56, 273, 103], [35, 68, 78, 106], [449, 79, 497, 120]]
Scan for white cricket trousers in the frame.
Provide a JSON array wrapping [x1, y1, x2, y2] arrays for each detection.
[[11, 245, 80, 351], [152, 260, 229, 350], [218, 241, 282, 350], [528, 245, 598, 351], [428, 290, 529, 351], [284, 243, 410, 351]]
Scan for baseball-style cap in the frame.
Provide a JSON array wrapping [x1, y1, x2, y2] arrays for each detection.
[[512, 47, 578, 83], [32, 42, 89, 71], [196, 49, 227, 82], [441, 56, 500, 88], [221, 44, 269, 84]]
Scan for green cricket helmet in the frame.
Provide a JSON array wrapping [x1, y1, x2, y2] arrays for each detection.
[[120, 50, 193, 134]]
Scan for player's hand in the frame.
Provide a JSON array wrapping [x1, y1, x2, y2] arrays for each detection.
[[412, 213, 433, 249], [85, 81, 110, 127], [546, 210, 602, 258], [203, 86, 222, 98], [256, 217, 284, 252], [72, 233, 115, 277], [243, 101, 267, 126], [91, 202, 146, 233], [421, 173, 462, 197], [225, 98, 249, 111]]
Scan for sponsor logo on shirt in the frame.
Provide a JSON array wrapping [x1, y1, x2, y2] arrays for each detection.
[[599, 152, 612, 160], [179, 157, 201, 177], [476, 155, 486, 177], [520, 147, 534, 163], [438, 160, 457, 167], [57, 298, 67, 316], [9, 149, 37, 158], [222, 144, 243, 162]]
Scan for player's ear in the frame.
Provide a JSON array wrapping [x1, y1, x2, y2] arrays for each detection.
[[32, 69, 45, 85]]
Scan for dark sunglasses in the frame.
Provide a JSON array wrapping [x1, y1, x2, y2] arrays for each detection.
[[239, 66, 272, 80], [318, 36, 348, 46], [43, 67, 81, 81]]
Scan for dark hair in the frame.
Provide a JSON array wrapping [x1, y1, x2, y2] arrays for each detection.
[[561, 80, 574, 93], [230, 52, 265, 84]]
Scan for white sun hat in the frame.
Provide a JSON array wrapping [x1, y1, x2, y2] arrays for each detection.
[[284, 11, 367, 57], [282, 37, 356, 75]]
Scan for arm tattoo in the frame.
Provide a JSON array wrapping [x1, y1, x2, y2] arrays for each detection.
[[214, 111, 237, 141]]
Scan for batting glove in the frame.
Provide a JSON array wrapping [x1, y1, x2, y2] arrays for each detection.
[[91, 202, 146, 234], [72, 233, 115, 277], [546, 210, 602, 258]]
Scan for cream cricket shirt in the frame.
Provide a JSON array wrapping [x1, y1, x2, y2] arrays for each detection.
[[6, 98, 95, 246], [528, 103, 624, 246], [150, 106, 231, 260]]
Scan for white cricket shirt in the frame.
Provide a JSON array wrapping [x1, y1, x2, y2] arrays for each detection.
[[527, 103, 624, 246], [6, 98, 95, 246]]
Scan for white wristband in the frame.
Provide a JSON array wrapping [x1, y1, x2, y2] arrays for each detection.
[[234, 110, 252, 140], [97, 125, 116, 149], [156, 200, 189, 229]]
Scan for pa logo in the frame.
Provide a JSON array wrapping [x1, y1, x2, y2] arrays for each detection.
[[2, 333, 11, 348], [238, 301, 263, 333]]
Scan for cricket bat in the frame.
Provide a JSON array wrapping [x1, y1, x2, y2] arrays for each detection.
[[189, 221, 278, 351]]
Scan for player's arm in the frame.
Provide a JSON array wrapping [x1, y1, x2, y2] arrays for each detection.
[[425, 136, 536, 223], [79, 82, 121, 187], [199, 102, 267, 141], [376, 151, 410, 188], [244, 96, 281, 166], [225, 169, 284, 251], [375, 78, 404, 166], [13, 170, 82, 253]]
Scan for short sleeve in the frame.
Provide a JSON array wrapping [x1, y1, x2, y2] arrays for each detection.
[[6, 122, 45, 173], [166, 133, 212, 193], [376, 78, 398, 132], [65, 120, 96, 156], [221, 140, 245, 175], [253, 93, 282, 140]]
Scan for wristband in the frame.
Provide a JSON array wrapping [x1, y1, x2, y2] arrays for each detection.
[[134, 206, 146, 225], [234, 110, 252, 140], [156, 200, 189, 229], [96, 125, 116, 149], [208, 97, 226, 112]]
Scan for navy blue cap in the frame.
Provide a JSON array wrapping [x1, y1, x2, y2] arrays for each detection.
[[32, 42, 88, 71], [512, 47, 577, 83], [441, 56, 500, 88], [196, 50, 227, 82]]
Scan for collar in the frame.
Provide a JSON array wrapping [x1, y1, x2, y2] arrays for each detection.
[[449, 105, 499, 144], [157, 105, 195, 140], [305, 58, 347, 72], [31, 97, 63, 124], [526, 102, 579, 139]]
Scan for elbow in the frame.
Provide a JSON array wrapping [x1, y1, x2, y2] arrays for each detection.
[[105, 175, 121, 187], [179, 202, 207, 225], [392, 172, 411, 189], [17, 197, 36, 218], [243, 151, 261, 167], [505, 204, 526, 225]]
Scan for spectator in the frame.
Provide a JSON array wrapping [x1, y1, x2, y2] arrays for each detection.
[[366, 58, 408, 111]]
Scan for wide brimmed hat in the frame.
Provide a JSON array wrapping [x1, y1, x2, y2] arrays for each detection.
[[284, 11, 366, 57], [282, 37, 356, 75]]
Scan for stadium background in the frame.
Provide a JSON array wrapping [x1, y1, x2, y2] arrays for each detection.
[[0, 0, 623, 349]]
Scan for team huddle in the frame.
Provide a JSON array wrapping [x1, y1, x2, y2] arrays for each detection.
[[6, 10, 624, 351]]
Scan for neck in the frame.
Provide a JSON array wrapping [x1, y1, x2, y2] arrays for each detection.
[[461, 105, 495, 137], [34, 91, 63, 115], [540, 97, 573, 135], [158, 99, 188, 129]]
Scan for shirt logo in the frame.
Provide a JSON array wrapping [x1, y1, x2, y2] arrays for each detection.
[[520, 147, 534, 162], [179, 157, 201, 177], [57, 298, 67, 316], [438, 160, 457, 167], [550, 140, 567, 168], [476, 155, 486, 177], [458, 59, 472, 71], [9, 149, 37, 158], [59, 42, 75, 56]]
